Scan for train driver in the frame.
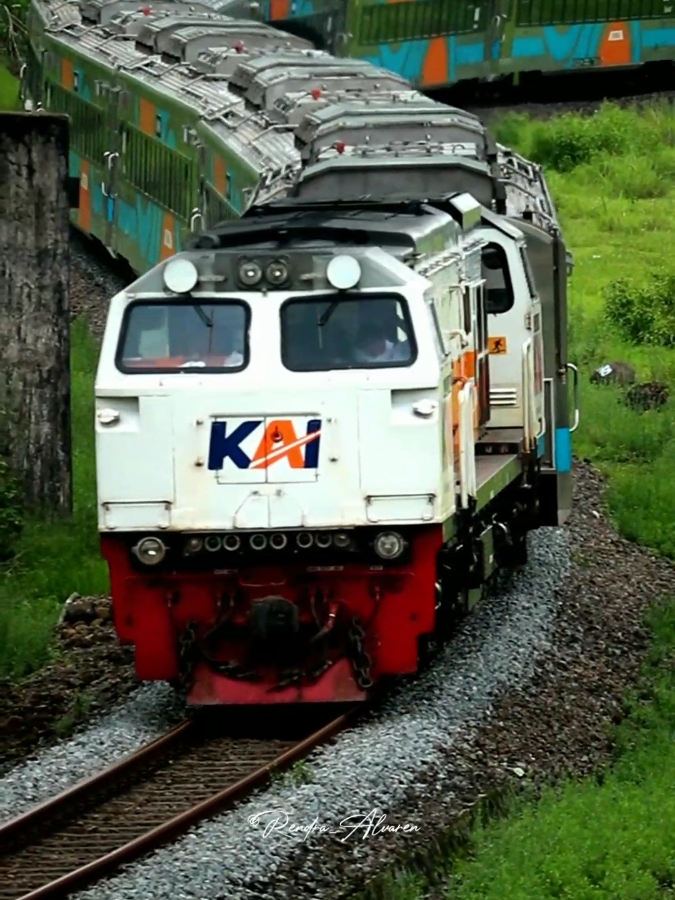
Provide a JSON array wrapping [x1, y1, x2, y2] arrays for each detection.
[[121, 303, 245, 369], [353, 313, 410, 364]]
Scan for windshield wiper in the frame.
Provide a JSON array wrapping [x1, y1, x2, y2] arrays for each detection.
[[185, 293, 213, 328], [317, 300, 340, 328]]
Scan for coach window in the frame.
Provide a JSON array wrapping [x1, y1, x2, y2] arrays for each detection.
[[281, 295, 416, 371], [482, 243, 514, 314], [116, 301, 249, 373]]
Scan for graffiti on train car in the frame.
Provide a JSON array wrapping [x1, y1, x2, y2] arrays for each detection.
[[357, 21, 675, 87]]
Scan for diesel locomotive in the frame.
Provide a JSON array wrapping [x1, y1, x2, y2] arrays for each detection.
[[22, 0, 578, 704]]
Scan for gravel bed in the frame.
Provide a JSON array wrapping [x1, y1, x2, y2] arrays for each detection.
[[73, 525, 569, 900], [0, 683, 185, 824], [70, 230, 131, 341]]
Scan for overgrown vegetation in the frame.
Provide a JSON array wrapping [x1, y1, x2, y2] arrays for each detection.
[[0, 0, 28, 63], [0, 320, 108, 679]]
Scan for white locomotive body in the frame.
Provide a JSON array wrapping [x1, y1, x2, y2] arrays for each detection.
[[23, 0, 577, 703], [96, 191, 560, 704]]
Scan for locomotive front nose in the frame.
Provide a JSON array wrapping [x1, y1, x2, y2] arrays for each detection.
[[248, 596, 300, 646]]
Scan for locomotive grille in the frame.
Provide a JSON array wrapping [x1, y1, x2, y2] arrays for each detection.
[[489, 388, 518, 407]]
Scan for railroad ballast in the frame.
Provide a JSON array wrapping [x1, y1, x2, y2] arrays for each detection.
[[22, 0, 579, 705]]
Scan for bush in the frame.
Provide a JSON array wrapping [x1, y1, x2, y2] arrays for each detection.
[[493, 101, 675, 174], [605, 272, 675, 349], [0, 0, 29, 60]]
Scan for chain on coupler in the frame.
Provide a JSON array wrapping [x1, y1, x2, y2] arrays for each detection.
[[348, 617, 374, 690], [178, 621, 198, 690]]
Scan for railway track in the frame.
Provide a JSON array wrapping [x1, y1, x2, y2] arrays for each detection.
[[0, 708, 355, 900]]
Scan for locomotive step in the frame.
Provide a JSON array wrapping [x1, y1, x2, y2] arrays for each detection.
[[476, 428, 524, 456]]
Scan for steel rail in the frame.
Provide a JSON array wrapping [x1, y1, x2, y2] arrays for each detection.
[[3, 708, 357, 900], [0, 718, 194, 844]]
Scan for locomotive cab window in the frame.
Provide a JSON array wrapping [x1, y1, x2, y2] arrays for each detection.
[[482, 243, 514, 315], [117, 301, 249, 373], [281, 295, 416, 371]]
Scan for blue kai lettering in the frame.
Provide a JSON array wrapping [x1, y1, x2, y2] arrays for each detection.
[[208, 419, 322, 471]]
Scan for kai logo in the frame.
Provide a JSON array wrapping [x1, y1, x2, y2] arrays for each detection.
[[208, 418, 321, 470]]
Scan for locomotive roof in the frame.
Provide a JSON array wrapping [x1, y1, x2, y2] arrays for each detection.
[[187, 194, 483, 261], [32, 0, 563, 235]]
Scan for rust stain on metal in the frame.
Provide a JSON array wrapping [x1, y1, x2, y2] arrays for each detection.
[[0, 708, 358, 900]]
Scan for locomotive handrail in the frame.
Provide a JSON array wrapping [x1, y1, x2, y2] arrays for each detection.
[[566, 362, 580, 433], [458, 381, 476, 509], [522, 339, 535, 451]]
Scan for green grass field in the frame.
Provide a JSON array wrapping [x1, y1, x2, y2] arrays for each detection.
[[379, 101, 675, 900], [0, 63, 19, 109]]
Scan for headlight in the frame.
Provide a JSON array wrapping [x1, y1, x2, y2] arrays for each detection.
[[134, 537, 167, 565], [250, 533, 267, 550], [184, 537, 203, 554], [266, 259, 289, 286], [374, 531, 405, 560], [326, 254, 361, 291], [238, 260, 262, 286], [163, 257, 198, 294], [333, 532, 351, 549]]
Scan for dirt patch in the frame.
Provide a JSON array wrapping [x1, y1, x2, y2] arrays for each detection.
[[0, 597, 137, 773]]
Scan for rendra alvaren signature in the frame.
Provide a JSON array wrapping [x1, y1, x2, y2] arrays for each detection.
[[247, 808, 421, 842]]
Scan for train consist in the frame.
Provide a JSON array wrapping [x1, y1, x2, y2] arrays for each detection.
[[268, 0, 675, 91], [24, 0, 578, 705]]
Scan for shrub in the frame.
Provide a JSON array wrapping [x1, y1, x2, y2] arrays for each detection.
[[605, 272, 675, 349], [0, 0, 29, 60]]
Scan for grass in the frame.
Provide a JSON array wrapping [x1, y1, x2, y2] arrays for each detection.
[[374, 101, 675, 900], [0, 319, 108, 680], [0, 61, 19, 109]]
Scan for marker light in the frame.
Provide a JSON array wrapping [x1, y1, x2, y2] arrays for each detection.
[[250, 533, 268, 550], [134, 537, 167, 565], [204, 535, 222, 552], [374, 531, 405, 560], [163, 257, 199, 294], [315, 532, 332, 548], [238, 260, 263, 286], [266, 259, 289, 286], [326, 255, 361, 291], [270, 532, 288, 549], [223, 534, 241, 551], [296, 532, 313, 548]]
